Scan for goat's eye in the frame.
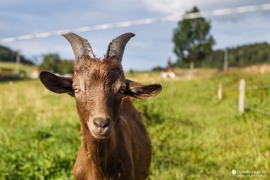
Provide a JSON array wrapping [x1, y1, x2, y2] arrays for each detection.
[[119, 86, 126, 94], [73, 86, 80, 93]]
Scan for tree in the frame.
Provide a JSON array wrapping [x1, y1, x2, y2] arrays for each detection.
[[173, 6, 215, 69], [39, 53, 61, 73], [0, 45, 34, 65], [39, 53, 73, 75]]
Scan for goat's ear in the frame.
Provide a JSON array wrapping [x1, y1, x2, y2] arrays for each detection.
[[39, 71, 74, 96], [125, 79, 162, 99]]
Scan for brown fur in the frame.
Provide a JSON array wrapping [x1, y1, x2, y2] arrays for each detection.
[[74, 97, 151, 180]]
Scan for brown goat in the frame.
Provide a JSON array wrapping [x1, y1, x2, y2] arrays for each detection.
[[39, 32, 162, 180]]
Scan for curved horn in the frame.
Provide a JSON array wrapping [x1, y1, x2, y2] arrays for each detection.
[[62, 32, 95, 60], [106, 32, 135, 63]]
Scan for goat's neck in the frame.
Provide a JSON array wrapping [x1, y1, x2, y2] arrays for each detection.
[[81, 127, 118, 175]]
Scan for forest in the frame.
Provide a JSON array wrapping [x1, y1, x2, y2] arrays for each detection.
[[202, 42, 270, 68], [0, 45, 34, 65], [174, 42, 270, 69]]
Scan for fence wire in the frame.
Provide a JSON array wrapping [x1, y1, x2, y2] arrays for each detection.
[[1, 3, 270, 43], [218, 81, 270, 115]]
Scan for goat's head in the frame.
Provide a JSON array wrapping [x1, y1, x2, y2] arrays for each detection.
[[39, 32, 162, 140]]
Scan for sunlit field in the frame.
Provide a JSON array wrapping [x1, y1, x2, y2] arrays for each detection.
[[0, 70, 270, 179], [0, 61, 35, 75]]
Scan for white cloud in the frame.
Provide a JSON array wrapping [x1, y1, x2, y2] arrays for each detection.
[[212, 13, 270, 48], [143, 0, 193, 14], [142, 0, 270, 15]]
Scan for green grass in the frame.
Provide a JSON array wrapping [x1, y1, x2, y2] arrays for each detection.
[[0, 61, 36, 75], [0, 71, 270, 179]]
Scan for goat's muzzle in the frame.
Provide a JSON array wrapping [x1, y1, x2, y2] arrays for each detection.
[[88, 117, 112, 140]]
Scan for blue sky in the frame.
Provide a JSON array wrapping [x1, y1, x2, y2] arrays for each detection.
[[1, 0, 270, 70]]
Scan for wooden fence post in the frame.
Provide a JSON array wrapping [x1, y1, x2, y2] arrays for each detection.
[[218, 83, 222, 101], [224, 49, 228, 72], [238, 79, 245, 114], [15, 50, 21, 74]]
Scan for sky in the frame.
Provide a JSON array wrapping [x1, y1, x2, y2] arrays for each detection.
[[0, 0, 270, 70]]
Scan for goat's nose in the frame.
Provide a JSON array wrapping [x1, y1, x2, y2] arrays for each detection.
[[93, 117, 111, 128]]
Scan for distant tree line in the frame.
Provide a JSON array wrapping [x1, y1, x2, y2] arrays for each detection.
[[201, 42, 270, 69], [0, 45, 34, 65], [152, 42, 270, 71], [0, 44, 73, 75], [173, 42, 270, 69], [39, 53, 73, 75]]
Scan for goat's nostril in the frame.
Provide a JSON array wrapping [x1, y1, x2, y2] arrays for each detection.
[[102, 118, 111, 128], [93, 118, 111, 128]]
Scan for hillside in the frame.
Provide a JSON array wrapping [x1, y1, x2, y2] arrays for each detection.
[[174, 42, 270, 69], [0, 45, 34, 65]]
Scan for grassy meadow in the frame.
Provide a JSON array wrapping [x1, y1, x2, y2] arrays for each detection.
[[0, 70, 270, 179], [0, 61, 35, 75]]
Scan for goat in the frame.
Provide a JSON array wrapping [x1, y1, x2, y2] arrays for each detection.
[[39, 32, 162, 180]]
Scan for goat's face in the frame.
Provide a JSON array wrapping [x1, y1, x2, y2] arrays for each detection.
[[72, 57, 125, 139], [39, 32, 162, 140]]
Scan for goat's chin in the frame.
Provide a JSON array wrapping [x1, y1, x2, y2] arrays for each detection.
[[90, 129, 111, 141], [91, 134, 108, 140]]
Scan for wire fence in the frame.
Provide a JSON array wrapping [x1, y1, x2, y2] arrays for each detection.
[[1, 3, 270, 43], [218, 79, 270, 115]]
